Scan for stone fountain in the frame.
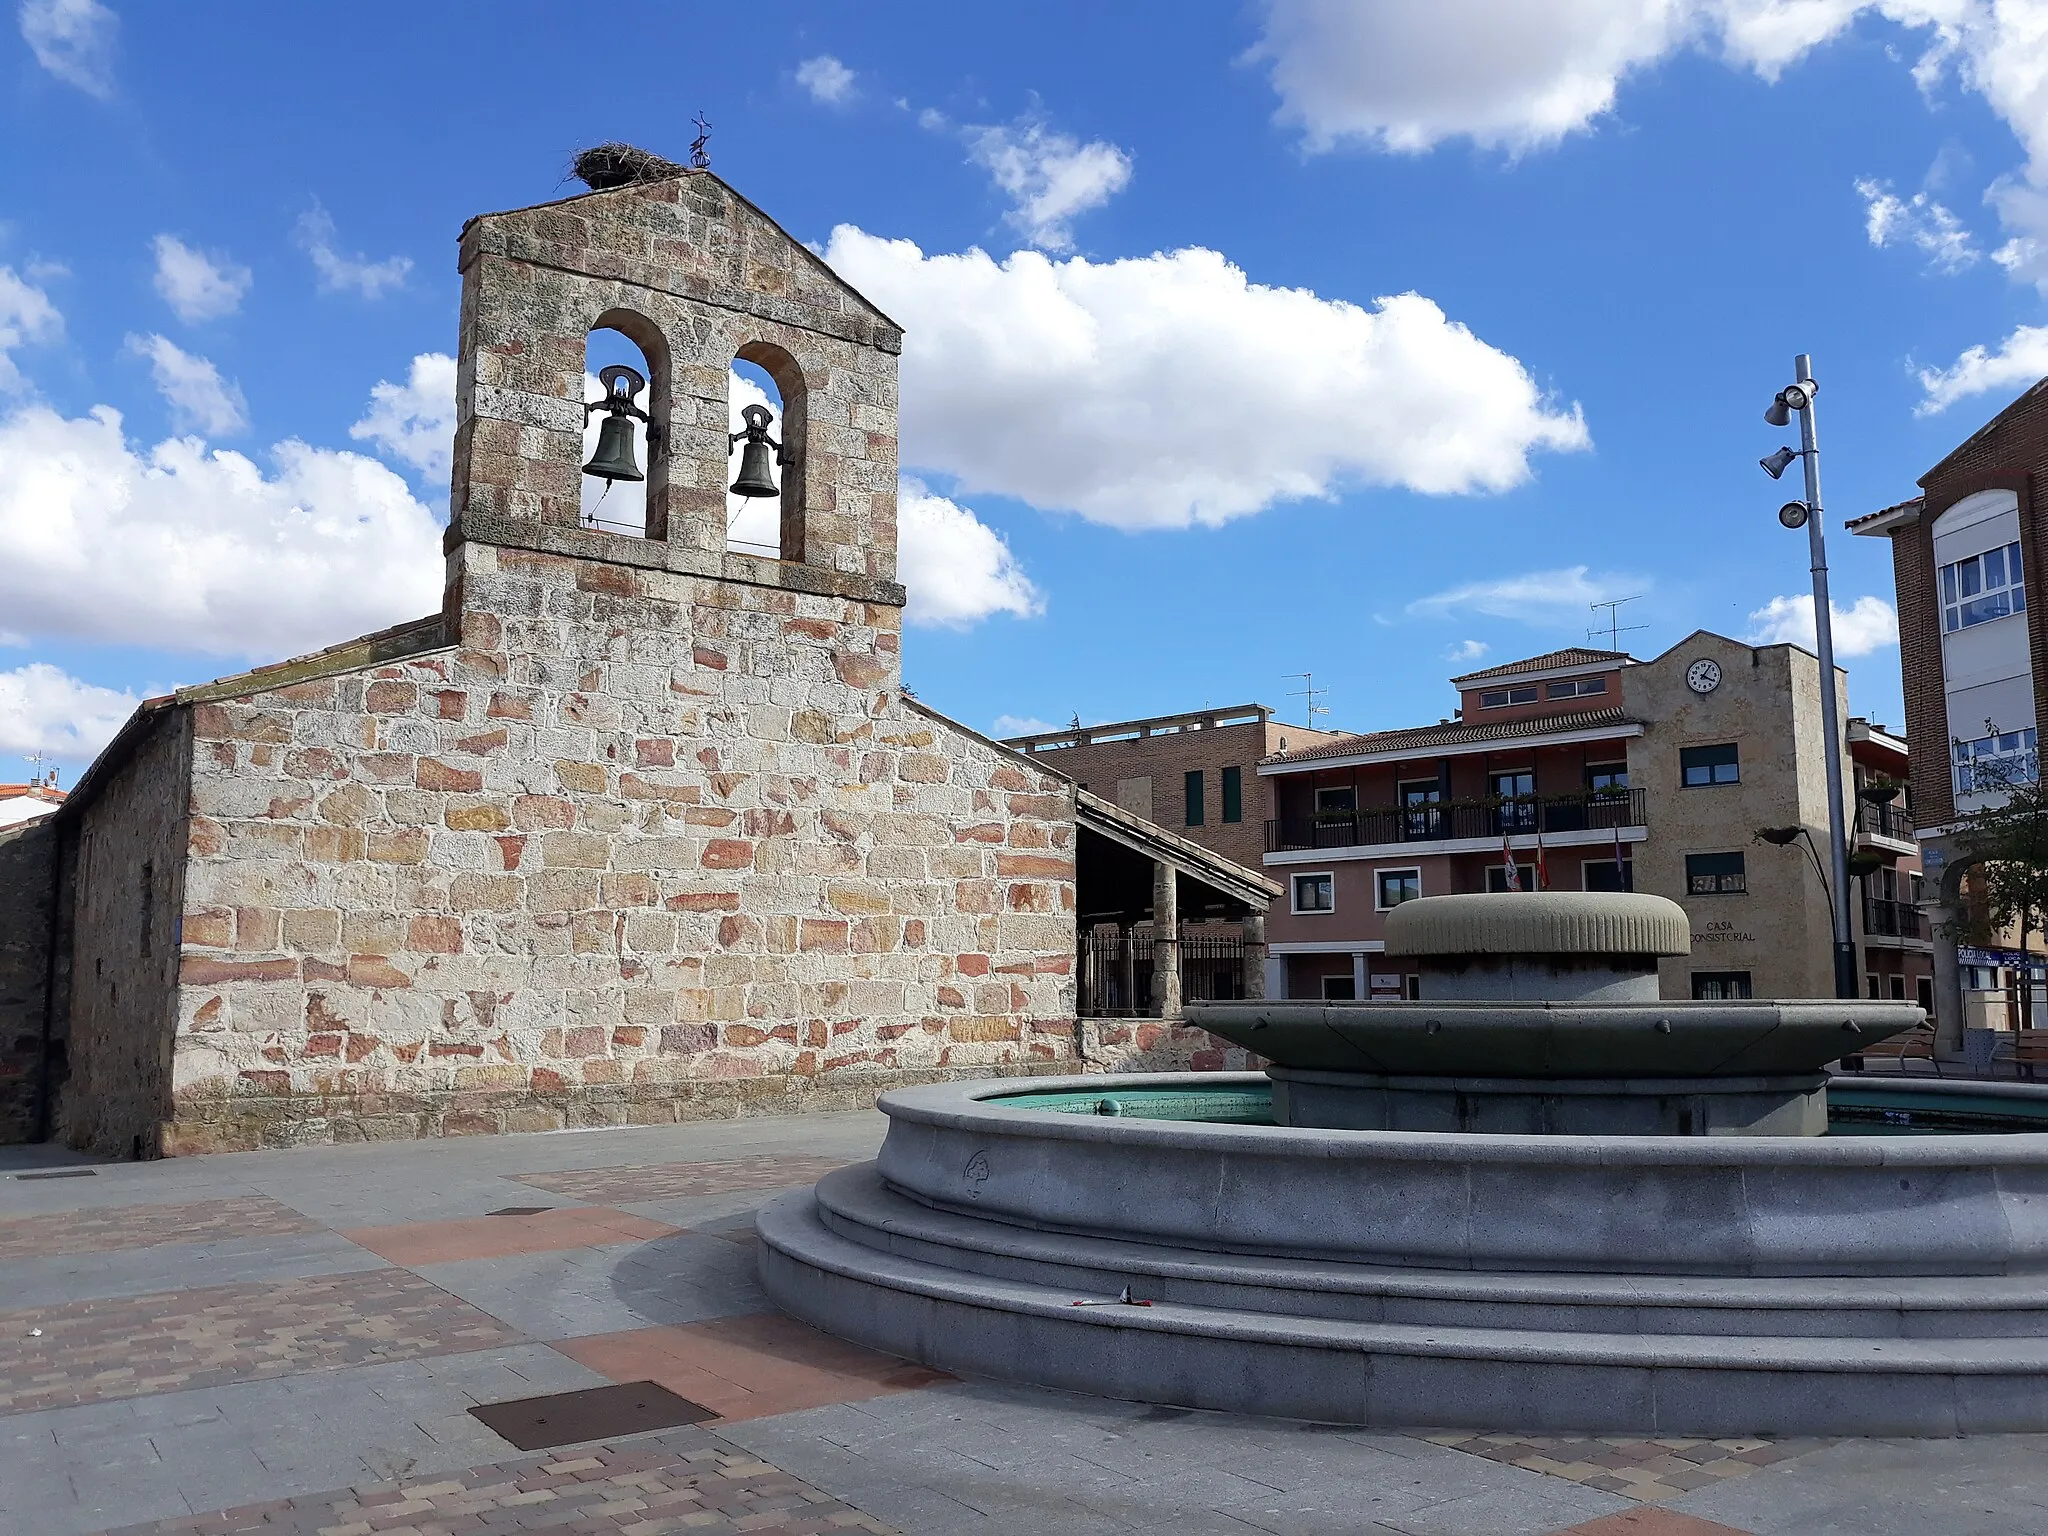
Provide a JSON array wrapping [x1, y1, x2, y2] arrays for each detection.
[[758, 892, 2048, 1435]]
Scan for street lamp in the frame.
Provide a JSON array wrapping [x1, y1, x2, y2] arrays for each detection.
[[1758, 356, 1856, 1000]]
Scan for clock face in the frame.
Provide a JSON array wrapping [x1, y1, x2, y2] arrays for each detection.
[[1686, 658, 1723, 694]]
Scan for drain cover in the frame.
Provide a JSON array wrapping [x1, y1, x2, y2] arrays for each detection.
[[15, 1168, 96, 1181], [487, 1206, 552, 1216], [469, 1381, 715, 1449]]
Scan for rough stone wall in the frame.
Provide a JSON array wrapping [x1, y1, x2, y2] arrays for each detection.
[[1077, 1018, 1260, 1074], [167, 543, 1080, 1152], [62, 711, 192, 1156], [0, 815, 58, 1143]]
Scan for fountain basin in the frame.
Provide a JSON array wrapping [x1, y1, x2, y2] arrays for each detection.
[[757, 1073, 2048, 1433]]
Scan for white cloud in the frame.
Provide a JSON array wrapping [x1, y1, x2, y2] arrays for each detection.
[[1746, 593, 1899, 656], [126, 333, 248, 436], [795, 54, 856, 104], [897, 479, 1042, 628], [1407, 565, 1642, 625], [150, 235, 250, 323], [1854, 177, 1979, 272], [1915, 324, 2048, 413], [992, 714, 1062, 738], [0, 265, 62, 392], [1444, 639, 1491, 664], [352, 352, 456, 479], [963, 115, 1133, 251], [0, 400, 444, 658], [18, 0, 115, 99], [293, 205, 412, 299], [1248, 3, 2048, 175], [822, 227, 1588, 529], [0, 663, 139, 762]]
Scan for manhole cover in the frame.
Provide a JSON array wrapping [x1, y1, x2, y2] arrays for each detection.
[[469, 1381, 715, 1449]]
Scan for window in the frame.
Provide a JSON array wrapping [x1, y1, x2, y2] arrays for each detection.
[[1681, 743, 1740, 787], [1321, 974, 1356, 1001], [1293, 872, 1334, 913], [1546, 677, 1608, 699], [1491, 769, 1535, 831], [1583, 858, 1633, 892], [1940, 540, 2026, 632], [1691, 971, 1753, 1001], [1400, 779, 1442, 838], [1889, 975, 1907, 1001], [1315, 785, 1356, 815], [1479, 685, 1538, 708], [1185, 769, 1204, 827], [1221, 765, 1242, 824], [1954, 729, 2039, 795], [1917, 976, 1934, 1012], [1867, 974, 1881, 1000], [1964, 964, 2000, 992], [1587, 762, 1629, 794], [1376, 868, 1421, 909], [1686, 851, 1746, 894], [1910, 871, 1925, 903], [1487, 863, 1537, 893]]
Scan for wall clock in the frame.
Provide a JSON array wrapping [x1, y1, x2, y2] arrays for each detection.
[[1686, 658, 1723, 694]]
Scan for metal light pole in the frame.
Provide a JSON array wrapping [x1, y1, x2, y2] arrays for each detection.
[[1764, 355, 1856, 999]]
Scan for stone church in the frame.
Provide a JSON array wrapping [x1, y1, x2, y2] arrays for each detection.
[[0, 166, 1273, 1155]]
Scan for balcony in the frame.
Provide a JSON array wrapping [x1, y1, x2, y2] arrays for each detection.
[[1854, 799, 1916, 844], [1266, 787, 1646, 855], [1864, 896, 1925, 941]]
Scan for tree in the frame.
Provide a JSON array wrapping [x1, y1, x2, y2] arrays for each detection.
[[1953, 777, 2048, 1030]]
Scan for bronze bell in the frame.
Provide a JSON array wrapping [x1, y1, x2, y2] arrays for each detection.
[[583, 414, 644, 483], [582, 363, 651, 483], [728, 402, 783, 497]]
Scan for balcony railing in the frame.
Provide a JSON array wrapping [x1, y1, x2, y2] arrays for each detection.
[[1266, 787, 1645, 854], [1854, 800, 1916, 841], [1864, 897, 1925, 940]]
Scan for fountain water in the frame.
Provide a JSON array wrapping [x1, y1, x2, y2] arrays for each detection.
[[758, 893, 2048, 1434]]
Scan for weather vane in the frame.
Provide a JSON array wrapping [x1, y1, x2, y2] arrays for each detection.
[[689, 114, 712, 169]]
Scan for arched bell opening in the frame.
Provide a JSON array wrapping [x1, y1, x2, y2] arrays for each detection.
[[581, 313, 670, 539], [728, 341, 806, 562]]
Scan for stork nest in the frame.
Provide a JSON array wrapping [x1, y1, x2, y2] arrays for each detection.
[[571, 143, 686, 191]]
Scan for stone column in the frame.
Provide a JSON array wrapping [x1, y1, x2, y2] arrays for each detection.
[[1242, 911, 1267, 1001], [1928, 901, 1966, 1060], [1352, 951, 1369, 1002], [1152, 861, 1181, 1018], [1118, 921, 1137, 1017]]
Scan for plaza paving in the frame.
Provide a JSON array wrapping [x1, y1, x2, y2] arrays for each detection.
[[2, 1114, 2046, 1535]]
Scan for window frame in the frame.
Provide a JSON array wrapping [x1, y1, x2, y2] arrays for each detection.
[[1291, 871, 1336, 915], [1478, 684, 1539, 709], [1940, 539, 2026, 633], [1546, 676, 1609, 700], [1685, 850, 1747, 895], [1374, 866, 1422, 911], [1681, 743, 1740, 788], [1586, 760, 1629, 794], [1314, 784, 1357, 815], [1691, 971, 1753, 1001], [1487, 862, 1537, 893], [1581, 857, 1634, 892], [1321, 973, 1357, 1001]]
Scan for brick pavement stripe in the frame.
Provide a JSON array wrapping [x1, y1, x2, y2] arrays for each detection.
[[341, 1206, 679, 1266], [554, 1313, 951, 1424], [1546, 1508, 1760, 1534], [0, 1197, 322, 1260], [1421, 1433, 1833, 1504], [72, 1427, 894, 1535], [514, 1159, 849, 1204], [0, 1269, 525, 1416]]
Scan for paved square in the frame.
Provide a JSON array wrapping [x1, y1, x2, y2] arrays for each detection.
[[0, 1114, 2044, 1536]]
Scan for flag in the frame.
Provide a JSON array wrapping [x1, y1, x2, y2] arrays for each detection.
[[1612, 820, 1627, 889], [1535, 822, 1549, 891], [1501, 833, 1522, 891]]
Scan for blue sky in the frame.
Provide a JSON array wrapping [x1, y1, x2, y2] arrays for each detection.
[[4, 1, 2048, 774]]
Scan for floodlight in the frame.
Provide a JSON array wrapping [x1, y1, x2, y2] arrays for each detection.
[[1778, 501, 1810, 529], [1760, 446, 1799, 479]]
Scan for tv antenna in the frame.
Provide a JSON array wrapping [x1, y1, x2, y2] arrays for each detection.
[[1587, 596, 1647, 651], [1287, 672, 1331, 729], [23, 751, 53, 787]]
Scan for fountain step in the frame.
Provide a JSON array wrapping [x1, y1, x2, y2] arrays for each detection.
[[812, 1163, 2048, 1341], [759, 1183, 2048, 1435]]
